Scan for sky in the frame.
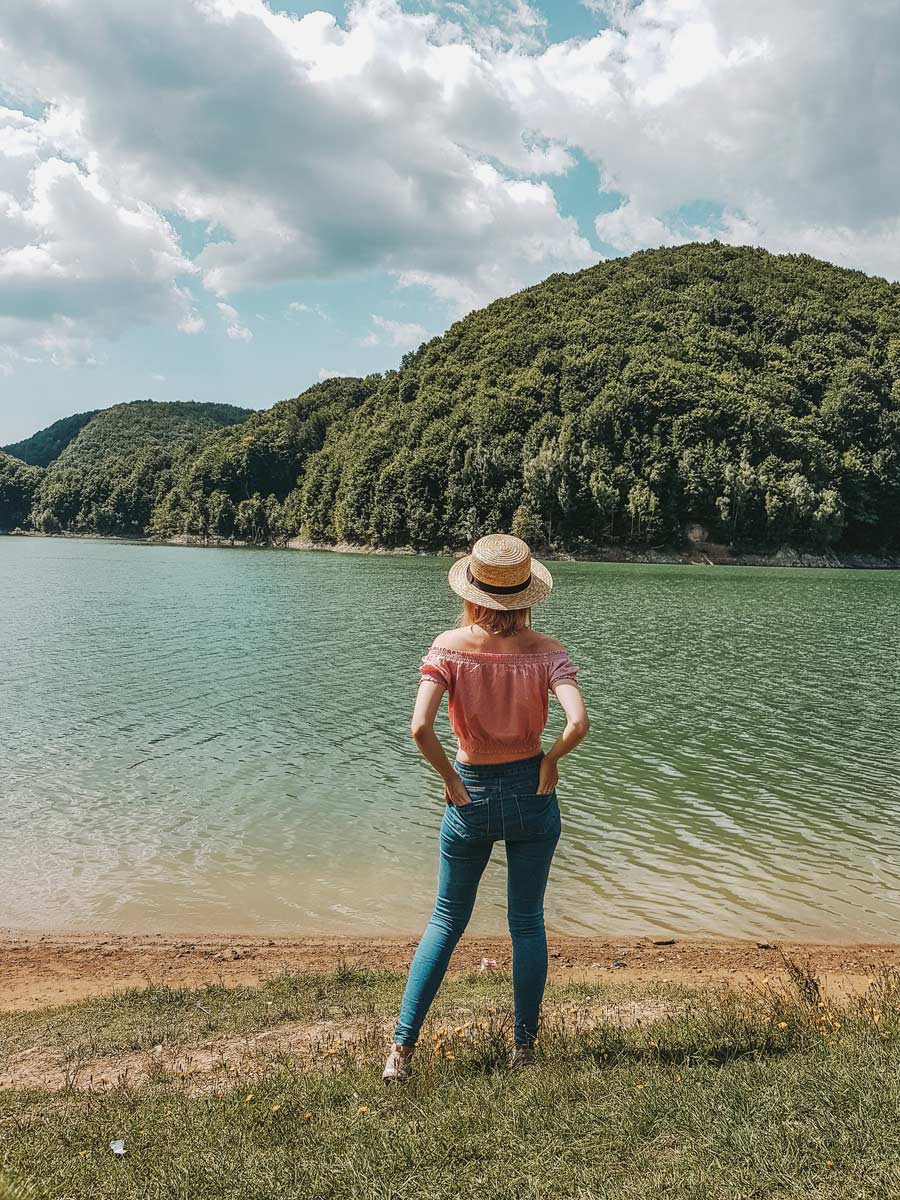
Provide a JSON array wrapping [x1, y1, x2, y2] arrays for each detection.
[[1, 0, 899, 444]]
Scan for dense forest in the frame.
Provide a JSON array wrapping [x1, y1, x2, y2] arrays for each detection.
[[4, 243, 900, 555], [2, 410, 99, 467], [1, 401, 252, 537], [0, 452, 44, 531]]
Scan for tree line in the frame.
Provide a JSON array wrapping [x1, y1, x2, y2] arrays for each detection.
[[3, 243, 899, 555]]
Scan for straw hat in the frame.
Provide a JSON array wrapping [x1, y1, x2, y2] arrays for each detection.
[[448, 533, 553, 611]]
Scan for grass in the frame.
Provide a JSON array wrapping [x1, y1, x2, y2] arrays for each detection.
[[2, 958, 900, 1198]]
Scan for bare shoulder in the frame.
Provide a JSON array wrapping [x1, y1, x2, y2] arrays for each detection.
[[530, 633, 567, 654], [430, 629, 468, 650], [429, 628, 568, 653]]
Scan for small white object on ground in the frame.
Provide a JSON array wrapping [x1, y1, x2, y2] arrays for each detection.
[[479, 958, 498, 972], [109, 1140, 126, 1156]]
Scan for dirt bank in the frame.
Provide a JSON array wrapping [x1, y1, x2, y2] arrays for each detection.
[[2, 930, 898, 1011]]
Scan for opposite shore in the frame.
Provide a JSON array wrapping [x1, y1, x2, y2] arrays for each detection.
[[5, 528, 900, 569]]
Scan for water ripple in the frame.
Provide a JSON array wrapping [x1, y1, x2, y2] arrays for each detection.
[[1, 538, 898, 940]]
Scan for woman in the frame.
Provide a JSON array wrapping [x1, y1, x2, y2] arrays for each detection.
[[383, 533, 590, 1083]]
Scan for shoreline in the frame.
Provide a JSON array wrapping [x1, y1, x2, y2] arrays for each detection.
[[3, 930, 899, 1011], [4, 528, 900, 569]]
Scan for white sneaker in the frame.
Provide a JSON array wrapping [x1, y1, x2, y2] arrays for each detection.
[[382, 1044, 414, 1084], [509, 1044, 535, 1070]]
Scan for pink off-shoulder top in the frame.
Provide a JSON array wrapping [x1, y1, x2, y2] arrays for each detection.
[[418, 644, 580, 764]]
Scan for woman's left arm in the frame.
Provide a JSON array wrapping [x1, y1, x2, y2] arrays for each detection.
[[539, 679, 590, 793], [411, 681, 472, 806]]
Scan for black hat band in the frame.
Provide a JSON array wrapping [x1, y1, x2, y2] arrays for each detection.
[[466, 563, 532, 595]]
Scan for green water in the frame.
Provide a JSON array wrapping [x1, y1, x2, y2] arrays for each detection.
[[1, 537, 898, 941]]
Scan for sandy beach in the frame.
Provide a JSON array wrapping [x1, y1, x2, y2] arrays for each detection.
[[3, 929, 898, 1011]]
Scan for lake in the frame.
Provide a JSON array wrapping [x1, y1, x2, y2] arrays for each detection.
[[1, 536, 898, 942]]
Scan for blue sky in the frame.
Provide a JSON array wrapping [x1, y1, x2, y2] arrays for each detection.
[[1, 0, 898, 444]]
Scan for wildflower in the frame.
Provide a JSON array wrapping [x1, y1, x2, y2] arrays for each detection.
[[647, 1040, 657, 1048], [826, 1161, 834, 1168], [244, 1094, 254, 1102], [271, 1105, 282, 1114], [78, 1150, 90, 1158], [777, 1021, 788, 1029], [357, 1105, 369, 1114], [304, 1112, 313, 1120], [445, 1052, 455, 1061]]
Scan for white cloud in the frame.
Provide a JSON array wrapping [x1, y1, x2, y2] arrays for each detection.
[[0, 0, 595, 344], [361, 314, 430, 349], [595, 199, 711, 252], [0, 106, 198, 367], [216, 301, 253, 341], [287, 301, 328, 320], [1, 0, 900, 368], [508, 0, 900, 271], [318, 367, 340, 380], [177, 312, 205, 335]]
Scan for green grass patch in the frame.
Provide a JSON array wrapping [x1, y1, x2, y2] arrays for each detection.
[[2, 960, 900, 1198], [0, 966, 689, 1066]]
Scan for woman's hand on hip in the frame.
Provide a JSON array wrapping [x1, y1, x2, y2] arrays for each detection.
[[537, 756, 559, 795], [445, 776, 473, 807]]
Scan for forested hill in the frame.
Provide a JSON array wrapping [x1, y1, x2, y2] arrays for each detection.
[[6, 243, 900, 553], [50, 400, 252, 470], [155, 242, 900, 556], [0, 452, 43, 530], [4, 400, 252, 535], [2, 410, 99, 467]]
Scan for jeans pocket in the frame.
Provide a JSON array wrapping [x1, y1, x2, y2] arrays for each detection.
[[460, 780, 490, 801], [445, 784, 490, 837], [511, 791, 561, 839]]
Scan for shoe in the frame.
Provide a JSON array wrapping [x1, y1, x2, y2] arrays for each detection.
[[509, 1043, 535, 1070], [382, 1044, 414, 1084]]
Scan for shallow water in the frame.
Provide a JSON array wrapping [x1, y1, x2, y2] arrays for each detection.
[[1, 537, 898, 941]]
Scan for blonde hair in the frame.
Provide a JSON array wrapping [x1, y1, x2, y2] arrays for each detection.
[[457, 600, 532, 637]]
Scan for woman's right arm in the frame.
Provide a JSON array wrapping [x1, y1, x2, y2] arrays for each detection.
[[539, 680, 590, 794], [410, 679, 475, 808]]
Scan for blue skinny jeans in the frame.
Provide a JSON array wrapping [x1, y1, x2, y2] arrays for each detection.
[[393, 750, 561, 1048]]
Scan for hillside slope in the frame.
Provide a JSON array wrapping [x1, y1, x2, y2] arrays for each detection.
[[2, 410, 98, 467], [153, 243, 900, 555], [11, 243, 900, 554], [150, 377, 379, 543], [31, 400, 253, 536], [0, 452, 43, 531]]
